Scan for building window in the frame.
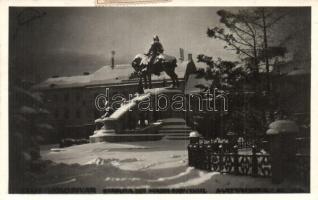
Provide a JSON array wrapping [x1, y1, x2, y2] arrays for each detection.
[[53, 94, 58, 102], [76, 93, 81, 101], [64, 108, 69, 119], [54, 109, 59, 119], [64, 93, 69, 102], [93, 93, 99, 99], [76, 109, 81, 119]]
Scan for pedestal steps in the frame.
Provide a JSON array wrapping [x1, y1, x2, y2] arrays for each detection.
[[158, 118, 193, 140]]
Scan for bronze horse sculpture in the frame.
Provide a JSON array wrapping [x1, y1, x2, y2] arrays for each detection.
[[131, 53, 179, 89]]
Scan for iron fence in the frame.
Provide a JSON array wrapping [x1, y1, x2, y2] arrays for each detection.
[[188, 138, 309, 184]]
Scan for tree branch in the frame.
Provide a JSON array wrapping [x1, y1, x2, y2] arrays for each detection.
[[232, 28, 254, 47], [230, 23, 254, 37], [224, 40, 254, 58], [266, 12, 289, 28], [232, 38, 253, 48]]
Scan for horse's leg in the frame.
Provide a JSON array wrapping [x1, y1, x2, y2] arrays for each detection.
[[165, 60, 178, 88], [172, 60, 179, 88], [171, 72, 179, 88], [143, 72, 148, 89], [147, 72, 152, 89], [174, 72, 179, 88], [171, 75, 176, 88], [165, 70, 176, 88]]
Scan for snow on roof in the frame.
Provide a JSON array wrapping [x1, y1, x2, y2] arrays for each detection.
[[33, 59, 191, 90], [33, 64, 133, 90], [273, 59, 310, 75], [33, 74, 93, 90], [287, 68, 309, 76], [90, 64, 134, 85], [267, 120, 299, 134]]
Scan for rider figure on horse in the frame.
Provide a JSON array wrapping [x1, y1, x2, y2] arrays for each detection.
[[147, 35, 164, 69]]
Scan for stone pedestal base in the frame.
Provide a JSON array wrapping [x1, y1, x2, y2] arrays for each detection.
[[89, 133, 164, 143]]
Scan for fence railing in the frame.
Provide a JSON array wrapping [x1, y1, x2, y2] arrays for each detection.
[[197, 137, 270, 153], [188, 138, 309, 185]]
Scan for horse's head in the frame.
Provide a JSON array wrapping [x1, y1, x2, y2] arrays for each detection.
[[131, 54, 142, 71], [132, 54, 148, 72]]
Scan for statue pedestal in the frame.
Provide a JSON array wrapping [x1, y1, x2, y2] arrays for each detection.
[[266, 120, 298, 184], [89, 128, 116, 143], [89, 122, 163, 143], [89, 88, 185, 143]]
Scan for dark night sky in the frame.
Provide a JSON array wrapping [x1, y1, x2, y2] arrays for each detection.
[[9, 7, 310, 83]]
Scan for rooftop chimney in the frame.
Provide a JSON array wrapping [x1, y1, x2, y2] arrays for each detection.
[[111, 50, 115, 69], [179, 48, 184, 61], [188, 53, 192, 61]]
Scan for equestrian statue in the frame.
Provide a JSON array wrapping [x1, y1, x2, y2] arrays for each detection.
[[131, 35, 179, 89]]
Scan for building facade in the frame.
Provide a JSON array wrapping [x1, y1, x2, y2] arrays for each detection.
[[33, 62, 190, 139]]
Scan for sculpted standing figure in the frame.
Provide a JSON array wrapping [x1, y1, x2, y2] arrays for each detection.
[[147, 35, 164, 67], [101, 101, 114, 119]]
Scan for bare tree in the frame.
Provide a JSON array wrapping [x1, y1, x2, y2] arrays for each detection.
[[207, 8, 290, 92]]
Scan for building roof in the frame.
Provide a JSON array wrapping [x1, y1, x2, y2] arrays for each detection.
[[32, 64, 135, 90], [273, 59, 310, 75], [286, 68, 310, 76], [89, 64, 135, 86], [33, 60, 198, 90], [34, 74, 92, 90]]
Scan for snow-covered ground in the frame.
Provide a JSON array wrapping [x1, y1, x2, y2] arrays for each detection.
[[35, 139, 308, 193]]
